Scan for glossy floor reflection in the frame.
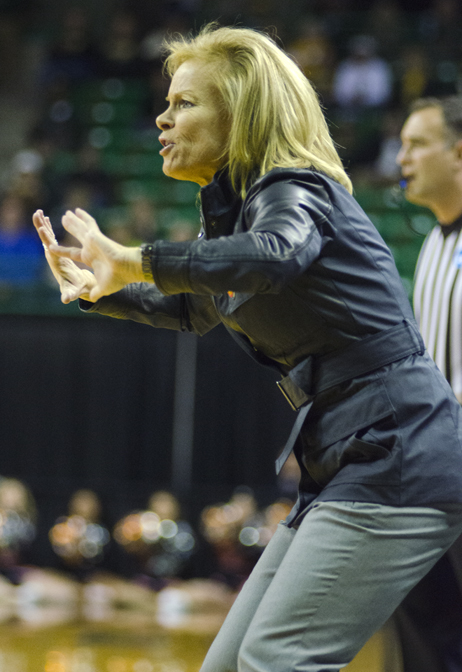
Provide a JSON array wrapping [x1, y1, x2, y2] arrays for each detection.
[[0, 572, 402, 672], [0, 614, 402, 672], [0, 616, 215, 672]]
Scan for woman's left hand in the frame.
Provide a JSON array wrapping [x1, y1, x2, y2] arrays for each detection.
[[49, 208, 145, 302]]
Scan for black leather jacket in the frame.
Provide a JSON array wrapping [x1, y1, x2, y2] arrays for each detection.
[[82, 168, 462, 512], [118, 168, 414, 364]]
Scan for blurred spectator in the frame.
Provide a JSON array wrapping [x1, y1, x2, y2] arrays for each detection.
[[8, 129, 68, 214], [127, 196, 163, 243], [140, 12, 191, 65], [103, 210, 133, 245], [399, 45, 430, 108], [287, 19, 336, 104], [40, 7, 101, 92], [200, 487, 295, 591], [239, 0, 287, 34], [0, 6, 25, 94], [374, 110, 405, 183], [106, 196, 164, 245], [0, 194, 44, 287], [200, 488, 260, 590], [7, 151, 48, 215], [64, 144, 115, 211], [113, 490, 197, 589], [315, 0, 358, 46], [50, 181, 93, 241], [0, 478, 37, 583], [48, 489, 111, 580], [99, 10, 148, 80], [144, 63, 171, 119], [333, 34, 393, 109], [34, 77, 81, 153], [167, 217, 197, 242], [418, 0, 462, 63], [364, 0, 408, 61]]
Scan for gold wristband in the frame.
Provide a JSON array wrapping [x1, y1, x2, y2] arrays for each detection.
[[140, 243, 154, 282]]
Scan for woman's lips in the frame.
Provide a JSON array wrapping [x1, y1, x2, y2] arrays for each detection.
[[160, 142, 175, 156]]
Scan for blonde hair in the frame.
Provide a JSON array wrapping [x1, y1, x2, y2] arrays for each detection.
[[164, 24, 352, 197]]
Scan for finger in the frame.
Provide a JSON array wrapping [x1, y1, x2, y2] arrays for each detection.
[[33, 211, 58, 247], [89, 286, 103, 302], [43, 216, 57, 239], [32, 210, 46, 231], [61, 289, 73, 304], [61, 210, 91, 241], [61, 285, 82, 304], [49, 243, 83, 263], [75, 208, 98, 226], [38, 226, 56, 247], [36, 227, 52, 250]]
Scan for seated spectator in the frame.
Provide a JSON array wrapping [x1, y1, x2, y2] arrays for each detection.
[[167, 217, 197, 242], [374, 110, 405, 183], [0, 194, 44, 287], [127, 196, 163, 243], [418, 0, 462, 63], [287, 19, 336, 105], [48, 489, 111, 580], [64, 144, 115, 211], [140, 12, 191, 66], [399, 45, 429, 108], [332, 34, 393, 109], [200, 488, 260, 591], [0, 477, 37, 583], [99, 10, 148, 80], [40, 6, 101, 91], [105, 197, 164, 246], [364, 0, 407, 61], [113, 490, 197, 590]]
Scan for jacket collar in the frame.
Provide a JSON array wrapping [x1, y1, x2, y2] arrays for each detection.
[[200, 170, 243, 238]]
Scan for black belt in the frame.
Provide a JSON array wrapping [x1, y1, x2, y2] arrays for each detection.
[[275, 319, 425, 474]]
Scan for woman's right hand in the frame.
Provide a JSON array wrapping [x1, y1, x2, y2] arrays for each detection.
[[32, 210, 97, 304]]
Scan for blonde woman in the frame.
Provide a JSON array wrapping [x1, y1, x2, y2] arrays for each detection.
[[33, 24, 462, 672]]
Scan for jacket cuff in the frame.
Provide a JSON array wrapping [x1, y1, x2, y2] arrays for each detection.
[[151, 240, 193, 295]]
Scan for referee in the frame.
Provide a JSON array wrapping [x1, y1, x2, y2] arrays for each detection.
[[397, 96, 462, 672]]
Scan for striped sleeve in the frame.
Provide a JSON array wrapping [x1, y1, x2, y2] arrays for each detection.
[[414, 225, 462, 393]]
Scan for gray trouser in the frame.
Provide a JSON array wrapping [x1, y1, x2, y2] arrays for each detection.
[[200, 501, 462, 672]]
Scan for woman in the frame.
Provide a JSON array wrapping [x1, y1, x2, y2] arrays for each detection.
[[33, 24, 462, 672]]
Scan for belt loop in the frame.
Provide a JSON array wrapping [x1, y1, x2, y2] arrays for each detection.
[[404, 318, 425, 355], [275, 402, 312, 474]]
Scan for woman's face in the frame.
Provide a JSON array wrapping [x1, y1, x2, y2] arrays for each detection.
[[156, 60, 230, 187]]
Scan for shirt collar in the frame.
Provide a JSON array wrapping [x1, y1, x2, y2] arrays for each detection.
[[439, 213, 462, 238]]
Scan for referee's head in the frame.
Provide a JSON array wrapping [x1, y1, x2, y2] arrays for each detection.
[[397, 96, 462, 224]]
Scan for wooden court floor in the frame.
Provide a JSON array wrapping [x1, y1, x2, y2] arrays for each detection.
[[0, 612, 402, 672]]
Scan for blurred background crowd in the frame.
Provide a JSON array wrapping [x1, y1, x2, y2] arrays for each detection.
[[0, 0, 460, 631], [0, 456, 299, 627], [0, 0, 459, 301]]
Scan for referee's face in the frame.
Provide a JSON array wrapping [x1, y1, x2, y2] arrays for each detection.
[[397, 107, 460, 212]]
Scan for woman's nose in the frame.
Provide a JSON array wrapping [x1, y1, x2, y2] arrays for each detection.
[[156, 110, 173, 131]]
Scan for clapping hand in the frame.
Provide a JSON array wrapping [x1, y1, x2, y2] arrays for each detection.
[[34, 208, 144, 303], [33, 210, 97, 303]]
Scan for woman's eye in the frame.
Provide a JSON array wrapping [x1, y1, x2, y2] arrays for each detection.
[[180, 100, 193, 108]]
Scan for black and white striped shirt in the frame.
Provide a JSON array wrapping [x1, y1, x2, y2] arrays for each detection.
[[414, 216, 462, 395]]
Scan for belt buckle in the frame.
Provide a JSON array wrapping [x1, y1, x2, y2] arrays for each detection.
[[277, 378, 312, 411], [276, 380, 299, 411]]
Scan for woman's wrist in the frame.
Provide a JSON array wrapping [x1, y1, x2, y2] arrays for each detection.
[[124, 246, 145, 284]]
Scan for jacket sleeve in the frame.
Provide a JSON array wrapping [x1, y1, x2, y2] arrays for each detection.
[[79, 283, 220, 336], [150, 180, 333, 296]]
